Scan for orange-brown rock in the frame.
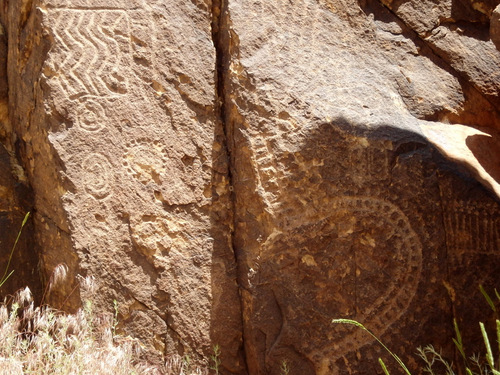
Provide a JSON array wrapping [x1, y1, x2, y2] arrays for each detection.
[[223, 0, 500, 373], [492, 4, 500, 50], [0, 12, 39, 299], [4, 0, 243, 371], [1, 0, 499, 374]]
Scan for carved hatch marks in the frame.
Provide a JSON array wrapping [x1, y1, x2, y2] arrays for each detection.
[[81, 153, 113, 199], [443, 200, 500, 257], [239, 0, 322, 69], [49, 9, 131, 98], [264, 196, 422, 359], [330, 197, 422, 330]]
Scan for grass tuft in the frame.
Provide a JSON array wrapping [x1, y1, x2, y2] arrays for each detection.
[[0, 269, 209, 374]]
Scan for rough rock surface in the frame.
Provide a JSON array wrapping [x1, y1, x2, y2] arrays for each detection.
[[492, 4, 500, 49], [1, 0, 500, 374], [5, 0, 243, 371], [0, 14, 39, 298], [379, 0, 500, 118], [223, 0, 500, 373]]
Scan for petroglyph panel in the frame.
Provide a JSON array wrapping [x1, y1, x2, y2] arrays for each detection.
[[259, 196, 422, 361], [47, 9, 131, 98], [12, 0, 243, 369]]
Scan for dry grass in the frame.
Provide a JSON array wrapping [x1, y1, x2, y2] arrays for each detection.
[[0, 265, 208, 375]]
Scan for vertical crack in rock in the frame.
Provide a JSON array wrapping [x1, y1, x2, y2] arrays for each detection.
[[211, 0, 249, 373]]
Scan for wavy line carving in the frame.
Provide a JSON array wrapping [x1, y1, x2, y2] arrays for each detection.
[[50, 9, 131, 98]]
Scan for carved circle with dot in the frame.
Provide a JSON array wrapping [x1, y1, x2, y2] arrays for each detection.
[[77, 100, 105, 132]]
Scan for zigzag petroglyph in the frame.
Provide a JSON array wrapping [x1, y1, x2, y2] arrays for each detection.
[[49, 9, 131, 98]]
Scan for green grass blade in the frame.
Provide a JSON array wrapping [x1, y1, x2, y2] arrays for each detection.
[[454, 319, 463, 348], [496, 320, 500, 371], [332, 319, 364, 328], [480, 322, 494, 369], [453, 318, 468, 368], [332, 319, 412, 375], [379, 358, 391, 375], [480, 285, 496, 313], [0, 212, 30, 285], [453, 337, 466, 360], [0, 270, 14, 288]]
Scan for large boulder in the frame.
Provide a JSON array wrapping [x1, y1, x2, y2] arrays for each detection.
[[2, 0, 500, 373], [224, 0, 500, 373], [5, 0, 244, 371]]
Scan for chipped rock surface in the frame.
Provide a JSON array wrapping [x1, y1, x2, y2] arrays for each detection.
[[0, 0, 499, 374], [224, 0, 500, 373], [4, 0, 243, 371]]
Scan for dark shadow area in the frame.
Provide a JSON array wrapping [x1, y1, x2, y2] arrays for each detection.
[[237, 112, 500, 373], [450, 0, 492, 25], [0, 142, 41, 302], [208, 0, 247, 373], [442, 20, 491, 41]]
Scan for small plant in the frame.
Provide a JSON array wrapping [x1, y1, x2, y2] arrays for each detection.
[[280, 359, 290, 375], [0, 215, 212, 374], [112, 299, 119, 337], [0, 268, 210, 374], [332, 318, 412, 374], [333, 285, 500, 375], [418, 286, 500, 375], [210, 344, 221, 375], [0, 212, 30, 289]]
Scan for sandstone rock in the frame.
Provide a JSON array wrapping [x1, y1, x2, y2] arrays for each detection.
[[421, 123, 500, 197], [2, 0, 500, 374], [224, 0, 500, 373], [5, 0, 243, 371], [491, 4, 500, 50], [0, 16, 40, 300], [0, 142, 39, 298], [377, 0, 500, 120]]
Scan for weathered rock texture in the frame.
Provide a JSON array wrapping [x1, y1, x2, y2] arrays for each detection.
[[4, 0, 243, 371], [223, 0, 500, 373], [1, 0, 500, 374], [0, 9, 39, 299]]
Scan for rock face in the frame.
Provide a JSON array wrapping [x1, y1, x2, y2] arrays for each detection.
[[1, 0, 500, 374], [492, 4, 500, 49], [223, 0, 500, 373], [0, 12, 39, 299], [4, 0, 243, 371]]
